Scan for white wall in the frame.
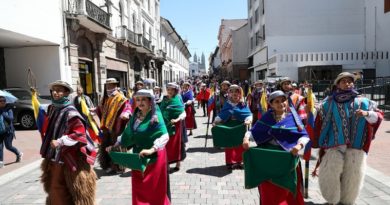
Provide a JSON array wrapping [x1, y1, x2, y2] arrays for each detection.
[[5, 46, 62, 96], [265, 0, 365, 56], [0, 0, 63, 45], [232, 24, 249, 63]]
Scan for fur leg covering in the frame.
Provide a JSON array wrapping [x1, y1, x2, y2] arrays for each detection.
[[40, 159, 51, 204], [318, 149, 344, 204], [340, 149, 366, 205], [98, 131, 114, 170], [64, 159, 97, 205]]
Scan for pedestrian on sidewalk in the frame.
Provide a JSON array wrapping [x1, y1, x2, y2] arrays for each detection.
[[213, 84, 252, 169], [97, 78, 131, 174], [107, 89, 171, 205], [181, 82, 197, 136], [39, 80, 97, 205], [242, 90, 309, 205], [160, 83, 186, 172], [312, 72, 383, 205], [0, 95, 23, 168]]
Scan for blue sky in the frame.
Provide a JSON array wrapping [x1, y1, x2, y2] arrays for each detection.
[[160, 0, 247, 66]]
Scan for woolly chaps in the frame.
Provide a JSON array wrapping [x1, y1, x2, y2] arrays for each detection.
[[41, 159, 97, 205], [318, 148, 366, 205]]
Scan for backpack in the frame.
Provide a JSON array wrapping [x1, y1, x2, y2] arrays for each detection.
[[0, 113, 10, 135]]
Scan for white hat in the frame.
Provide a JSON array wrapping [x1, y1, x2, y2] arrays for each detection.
[[279, 77, 291, 85], [268, 90, 287, 103], [229, 84, 241, 91], [334, 72, 356, 85], [48, 80, 73, 92], [133, 89, 154, 99], [221, 80, 231, 86], [105, 78, 119, 84], [167, 82, 179, 90]]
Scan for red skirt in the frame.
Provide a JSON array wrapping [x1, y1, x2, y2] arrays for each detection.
[[184, 106, 196, 130], [225, 146, 244, 165], [258, 164, 304, 205], [132, 149, 170, 205], [166, 121, 183, 163]]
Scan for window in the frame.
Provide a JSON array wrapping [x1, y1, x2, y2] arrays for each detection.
[[255, 9, 259, 23], [249, 17, 252, 29], [262, 25, 265, 40], [385, 0, 390, 13], [149, 28, 152, 40], [249, 0, 252, 9], [250, 36, 254, 49], [132, 13, 136, 32], [262, 0, 265, 14], [119, 3, 123, 25], [255, 31, 260, 46]]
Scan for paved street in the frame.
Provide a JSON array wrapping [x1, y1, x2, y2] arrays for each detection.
[[0, 107, 390, 204]]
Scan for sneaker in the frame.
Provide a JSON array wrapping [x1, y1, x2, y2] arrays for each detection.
[[16, 152, 23, 163], [0, 161, 4, 168]]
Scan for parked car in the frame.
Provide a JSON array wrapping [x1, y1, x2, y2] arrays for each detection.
[[4, 88, 51, 129]]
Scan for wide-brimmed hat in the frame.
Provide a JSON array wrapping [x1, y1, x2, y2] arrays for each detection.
[[254, 80, 264, 85], [135, 81, 144, 86], [167, 82, 180, 90], [220, 80, 231, 86], [334, 72, 356, 85], [229, 84, 241, 91], [153, 86, 160, 90], [48, 80, 73, 92], [268, 90, 287, 103], [183, 82, 191, 87], [133, 89, 154, 99], [279, 77, 292, 85], [105, 78, 119, 85]]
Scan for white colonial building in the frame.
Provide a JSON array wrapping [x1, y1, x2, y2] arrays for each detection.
[[160, 17, 191, 85], [0, 0, 177, 101], [248, 0, 390, 82]]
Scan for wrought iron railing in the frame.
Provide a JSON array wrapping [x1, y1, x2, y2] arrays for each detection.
[[85, 0, 110, 28], [67, 0, 110, 28], [142, 37, 152, 51]]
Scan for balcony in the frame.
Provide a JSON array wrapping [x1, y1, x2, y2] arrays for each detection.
[[142, 37, 153, 52], [116, 26, 141, 45], [67, 0, 111, 33], [156, 49, 167, 60]]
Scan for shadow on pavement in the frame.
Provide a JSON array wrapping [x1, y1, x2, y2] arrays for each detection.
[[4, 161, 16, 166], [304, 202, 327, 205], [186, 147, 223, 154], [186, 165, 232, 178], [193, 135, 210, 139]]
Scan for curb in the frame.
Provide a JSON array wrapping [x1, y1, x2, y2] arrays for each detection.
[[365, 166, 390, 187], [0, 159, 42, 186]]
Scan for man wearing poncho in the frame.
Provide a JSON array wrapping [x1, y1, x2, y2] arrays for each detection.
[[39, 80, 97, 205], [312, 72, 383, 205], [181, 82, 197, 136], [107, 89, 171, 205], [243, 90, 309, 205], [213, 84, 252, 169], [97, 78, 131, 174], [246, 80, 268, 126], [160, 82, 187, 172]]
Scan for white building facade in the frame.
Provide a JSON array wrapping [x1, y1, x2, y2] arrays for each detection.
[[160, 17, 191, 85], [0, 0, 167, 101], [248, 0, 390, 82]]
